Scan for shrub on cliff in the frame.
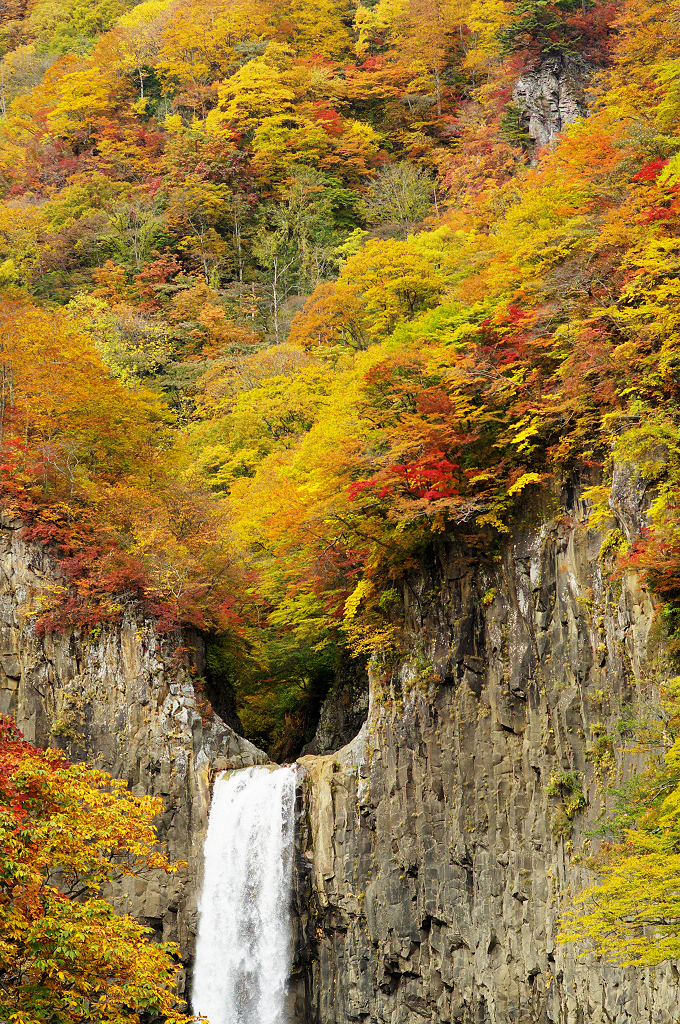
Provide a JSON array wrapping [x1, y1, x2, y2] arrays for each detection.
[[560, 681, 680, 965], [0, 716, 195, 1024]]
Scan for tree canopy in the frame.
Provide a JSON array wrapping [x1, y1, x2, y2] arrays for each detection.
[[0, 716, 194, 1024], [0, 0, 677, 785]]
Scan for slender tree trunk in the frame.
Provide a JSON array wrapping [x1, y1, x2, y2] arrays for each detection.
[[433, 61, 442, 117], [234, 217, 243, 283], [199, 227, 210, 285], [272, 257, 280, 344]]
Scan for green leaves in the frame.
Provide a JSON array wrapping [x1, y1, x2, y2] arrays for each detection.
[[358, 161, 434, 238]]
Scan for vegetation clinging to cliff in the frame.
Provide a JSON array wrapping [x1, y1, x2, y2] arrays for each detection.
[[0, 716, 195, 1024], [0, 0, 679, 758], [560, 681, 680, 965]]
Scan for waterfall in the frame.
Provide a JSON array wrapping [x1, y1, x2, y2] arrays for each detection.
[[193, 765, 297, 1024]]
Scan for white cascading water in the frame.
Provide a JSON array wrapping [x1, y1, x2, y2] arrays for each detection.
[[192, 765, 297, 1024]]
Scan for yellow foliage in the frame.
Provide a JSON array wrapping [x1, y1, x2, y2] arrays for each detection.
[[506, 471, 545, 495], [207, 57, 296, 134], [0, 721, 195, 1024]]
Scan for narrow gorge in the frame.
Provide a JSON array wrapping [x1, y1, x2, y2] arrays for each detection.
[[3, 466, 678, 1023]]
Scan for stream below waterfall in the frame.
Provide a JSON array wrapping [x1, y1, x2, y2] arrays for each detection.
[[192, 765, 297, 1024]]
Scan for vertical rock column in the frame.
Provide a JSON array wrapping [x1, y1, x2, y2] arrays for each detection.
[[293, 482, 680, 1024]]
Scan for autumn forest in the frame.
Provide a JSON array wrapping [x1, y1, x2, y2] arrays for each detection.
[[0, 0, 674, 746], [1, 0, 680, 1010]]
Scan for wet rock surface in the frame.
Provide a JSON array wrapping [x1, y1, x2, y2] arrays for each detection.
[[292, 479, 680, 1023]]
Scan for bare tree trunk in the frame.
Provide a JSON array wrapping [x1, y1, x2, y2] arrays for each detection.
[[272, 257, 280, 344], [433, 62, 442, 117], [234, 218, 243, 283]]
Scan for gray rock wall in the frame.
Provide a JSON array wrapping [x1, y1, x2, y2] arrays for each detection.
[[513, 54, 591, 153], [0, 518, 268, 996], [292, 478, 680, 1023], [4, 469, 680, 1024]]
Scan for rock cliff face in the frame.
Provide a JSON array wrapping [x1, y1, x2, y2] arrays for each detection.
[[513, 54, 591, 153], [291, 476, 680, 1024], [0, 517, 267, 997], [302, 654, 369, 757], [4, 469, 680, 1023]]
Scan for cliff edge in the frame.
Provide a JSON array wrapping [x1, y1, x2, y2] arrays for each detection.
[[0, 517, 268, 995], [291, 472, 680, 1024]]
